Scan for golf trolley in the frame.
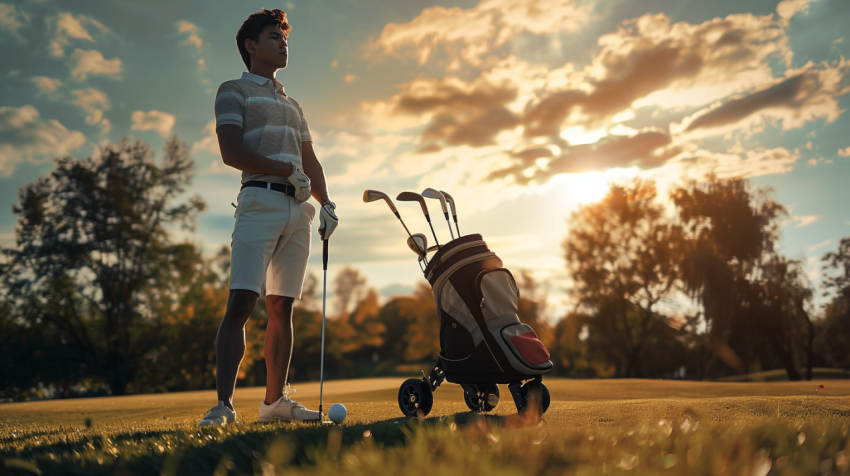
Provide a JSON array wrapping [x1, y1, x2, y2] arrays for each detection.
[[363, 189, 553, 418], [397, 233, 553, 417]]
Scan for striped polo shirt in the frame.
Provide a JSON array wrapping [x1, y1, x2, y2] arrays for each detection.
[[214, 72, 312, 186]]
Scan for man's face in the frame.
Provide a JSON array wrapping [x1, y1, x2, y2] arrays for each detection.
[[248, 24, 288, 70]]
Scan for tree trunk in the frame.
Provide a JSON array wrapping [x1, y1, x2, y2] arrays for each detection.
[[802, 306, 814, 381], [776, 347, 801, 381]]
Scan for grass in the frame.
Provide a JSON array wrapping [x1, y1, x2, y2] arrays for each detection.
[[1, 378, 849, 475]]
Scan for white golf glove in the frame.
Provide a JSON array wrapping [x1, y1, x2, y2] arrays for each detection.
[[288, 162, 311, 204], [319, 201, 338, 240]]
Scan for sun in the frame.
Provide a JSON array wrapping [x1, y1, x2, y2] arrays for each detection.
[[565, 171, 610, 204]]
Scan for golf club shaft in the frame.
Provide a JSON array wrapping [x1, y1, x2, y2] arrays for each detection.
[[392, 210, 413, 238], [319, 238, 328, 417], [427, 220, 440, 247], [444, 212, 455, 240], [452, 215, 460, 237]]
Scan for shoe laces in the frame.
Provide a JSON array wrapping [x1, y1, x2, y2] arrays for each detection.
[[203, 405, 224, 418], [282, 384, 306, 410]]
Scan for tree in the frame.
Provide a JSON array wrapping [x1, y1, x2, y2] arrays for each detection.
[[515, 270, 554, 349], [672, 174, 813, 380], [818, 237, 850, 370], [563, 180, 681, 377], [0, 137, 205, 395], [379, 284, 439, 363], [332, 267, 368, 318]]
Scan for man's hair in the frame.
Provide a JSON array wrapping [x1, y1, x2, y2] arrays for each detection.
[[236, 9, 291, 70]]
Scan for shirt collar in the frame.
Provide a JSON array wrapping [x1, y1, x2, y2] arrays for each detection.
[[240, 72, 285, 94]]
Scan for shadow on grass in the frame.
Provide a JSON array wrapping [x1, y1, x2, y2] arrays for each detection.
[[1, 410, 508, 476]]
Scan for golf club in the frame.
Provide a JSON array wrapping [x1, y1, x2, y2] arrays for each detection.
[[407, 233, 428, 263], [422, 188, 455, 240], [363, 190, 413, 238], [397, 191, 440, 248], [319, 238, 332, 425], [440, 190, 460, 237]]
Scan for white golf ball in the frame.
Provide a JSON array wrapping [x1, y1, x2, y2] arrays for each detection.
[[328, 403, 347, 424]]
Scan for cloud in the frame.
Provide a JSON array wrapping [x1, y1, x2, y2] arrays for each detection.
[[198, 58, 206, 71], [363, 7, 829, 191], [839, 147, 850, 157], [373, 0, 589, 67], [71, 88, 110, 126], [806, 239, 831, 254], [191, 120, 219, 156], [0, 2, 29, 42], [524, 12, 793, 136], [673, 146, 801, 180], [31, 76, 62, 98], [374, 74, 520, 149], [131, 110, 176, 138], [0, 105, 87, 177], [776, 0, 818, 20], [491, 129, 679, 183], [344, 74, 357, 83], [791, 215, 821, 228], [176, 20, 203, 51], [69, 49, 122, 81], [50, 12, 109, 58], [674, 59, 850, 138], [372, 9, 799, 156]]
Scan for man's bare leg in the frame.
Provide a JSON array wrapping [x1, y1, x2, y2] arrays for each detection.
[[215, 289, 259, 410], [264, 295, 294, 404]]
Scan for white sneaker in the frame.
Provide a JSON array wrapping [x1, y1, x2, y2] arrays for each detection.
[[259, 384, 321, 423], [198, 401, 237, 427]]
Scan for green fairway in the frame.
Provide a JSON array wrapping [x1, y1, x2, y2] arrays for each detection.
[[2, 378, 849, 475]]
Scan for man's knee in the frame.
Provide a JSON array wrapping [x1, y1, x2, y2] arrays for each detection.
[[226, 289, 259, 322], [267, 295, 295, 323]]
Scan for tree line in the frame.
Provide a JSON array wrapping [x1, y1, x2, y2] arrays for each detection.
[[1, 137, 848, 400]]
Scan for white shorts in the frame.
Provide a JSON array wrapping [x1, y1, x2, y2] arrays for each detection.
[[230, 186, 316, 299]]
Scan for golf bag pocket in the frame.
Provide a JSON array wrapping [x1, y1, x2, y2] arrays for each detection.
[[476, 269, 521, 327], [440, 312, 474, 361], [500, 324, 551, 369]]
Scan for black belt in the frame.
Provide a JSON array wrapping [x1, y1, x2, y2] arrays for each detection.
[[241, 180, 295, 197]]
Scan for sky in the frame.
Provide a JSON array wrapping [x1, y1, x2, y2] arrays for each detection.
[[1, 0, 848, 318]]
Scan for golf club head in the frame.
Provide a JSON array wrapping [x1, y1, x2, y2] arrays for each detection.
[[422, 188, 448, 214], [427, 244, 442, 253], [441, 190, 460, 236], [397, 191, 429, 216], [362, 189, 398, 213], [406, 233, 428, 259], [440, 191, 457, 217]]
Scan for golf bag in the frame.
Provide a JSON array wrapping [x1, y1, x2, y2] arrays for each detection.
[[397, 234, 553, 417]]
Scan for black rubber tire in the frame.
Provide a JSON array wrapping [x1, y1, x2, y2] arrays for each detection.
[[521, 381, 551, 414], [398, 378, 434, 417], [463, 383, 500, 412], [541, 383, 550, 414]]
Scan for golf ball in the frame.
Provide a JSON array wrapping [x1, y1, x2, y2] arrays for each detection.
[[328, 403, 347, 424]]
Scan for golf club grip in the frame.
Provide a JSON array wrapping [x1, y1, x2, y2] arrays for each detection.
[[323, 238, 329, 270]]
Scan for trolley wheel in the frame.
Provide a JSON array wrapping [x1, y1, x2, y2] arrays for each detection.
[[398, 378, 434, 418], [521, 381, 551, 414], [463, 384, 500, 412]]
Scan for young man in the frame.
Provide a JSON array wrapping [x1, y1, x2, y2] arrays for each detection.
[[199, 8, 338, 426]]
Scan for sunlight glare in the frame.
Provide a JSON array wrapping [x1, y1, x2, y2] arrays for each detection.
[[566, 171, 609, 203], [559, 126, 607, 146]]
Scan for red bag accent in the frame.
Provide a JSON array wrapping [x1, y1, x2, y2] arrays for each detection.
[[509, 331, 550, 365]]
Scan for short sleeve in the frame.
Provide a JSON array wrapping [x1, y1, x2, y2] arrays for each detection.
[[292, 99, 312, 142], [214, 81, 245, 129]]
